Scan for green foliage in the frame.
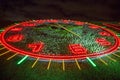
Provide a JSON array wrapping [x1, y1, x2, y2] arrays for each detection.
[[9, 23, 115, 54]]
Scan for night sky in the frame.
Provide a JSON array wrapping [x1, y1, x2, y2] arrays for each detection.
[[0, 0, 120, 27]]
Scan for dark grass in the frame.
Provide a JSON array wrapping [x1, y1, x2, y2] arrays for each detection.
[[1, 52, 120, 80]]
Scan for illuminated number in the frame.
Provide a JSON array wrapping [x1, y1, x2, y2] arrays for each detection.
[[22, 23, 36, 27], [47, 19, 58, 23], [95, 38, 111, 46], [35, 20, 45, 24], [89, 25, 99, 29], [7, 34, 24, 42], [99, 31, 111, 36], [28, 42, 44, 53], [75, 21, 84, 25], [69, 44, 87, 55], [50, 20, 58, 23], [62, 20, 69, 24], [11, 27, 23, 31]]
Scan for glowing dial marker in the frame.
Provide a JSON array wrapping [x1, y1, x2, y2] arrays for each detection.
[[17, 55, 28, 64], [31, 58, 39, 68], [75, 59, 81, 70], [7, 53, 17, 60], [86, 57, 96, 67]]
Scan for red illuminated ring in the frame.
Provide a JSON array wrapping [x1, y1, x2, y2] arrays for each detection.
[[119, 38, 120, 47], [0, 20, 119, 61]]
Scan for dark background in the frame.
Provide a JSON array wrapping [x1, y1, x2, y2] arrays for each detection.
[[0, 0, 120, 27]]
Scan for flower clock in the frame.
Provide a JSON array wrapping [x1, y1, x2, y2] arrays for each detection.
[[0, 19, 120, 70]]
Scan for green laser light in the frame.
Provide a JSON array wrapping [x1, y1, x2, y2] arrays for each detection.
[[17, 55, 28, 64], [86, 57, 96, 67]]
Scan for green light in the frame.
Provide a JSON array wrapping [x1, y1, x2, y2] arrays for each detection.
[[117, 35, 120, 37], [17, 55, 28, 64], [86, 57, 96, 67], [117, 33, 120, 36]]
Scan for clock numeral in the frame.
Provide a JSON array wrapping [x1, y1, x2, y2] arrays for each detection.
[[89, 25, 99, 29], [47, 19, 58, 23], [95, 38, 111, 46], [62, 20, 69, 24], [7, 34, 24, 42], [69, 44, 87, 55], [75, 21, 84, 25], [11, 27, 23, 31], [22, 23, 36, 27], [35, 20, 45, 24], [28, 42, 44, 53], [99, 31, 111, 36]]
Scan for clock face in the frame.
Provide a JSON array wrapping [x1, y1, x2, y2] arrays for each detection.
[[0, 20, 119, 61]]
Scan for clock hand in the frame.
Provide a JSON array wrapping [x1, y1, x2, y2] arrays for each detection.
[[51, 23, 81, 38]]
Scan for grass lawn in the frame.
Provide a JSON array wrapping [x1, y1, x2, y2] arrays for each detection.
[[0, 50, 120, 80], [0, 21, 120, 80]]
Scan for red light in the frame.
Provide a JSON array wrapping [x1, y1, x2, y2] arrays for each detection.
[[0, 34, 1, 43], [75, 21, 84, 25], [6, 34, 24, 42], [103, 23, 120, 31], [69, 44, 87, 55], [35, 20, 46, 24], [21, 23, 36, 27], [119, 38, 120, 47], [99, 31, 111, 36], [0, 19, 119, 60], [47, 19, 58, 23], [28, 42, 44, 53], [89, 25, 99, 29], [62, 20, 69, 24], [11, 28, 23, 31], [95, 38, 111, 46], [51, 20, 58, 23]]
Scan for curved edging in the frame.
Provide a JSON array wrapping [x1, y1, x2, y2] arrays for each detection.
[[0, 19, 119, 60]]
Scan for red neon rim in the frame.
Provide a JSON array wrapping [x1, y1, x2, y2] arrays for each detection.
[[0, 19, 119, 60]]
